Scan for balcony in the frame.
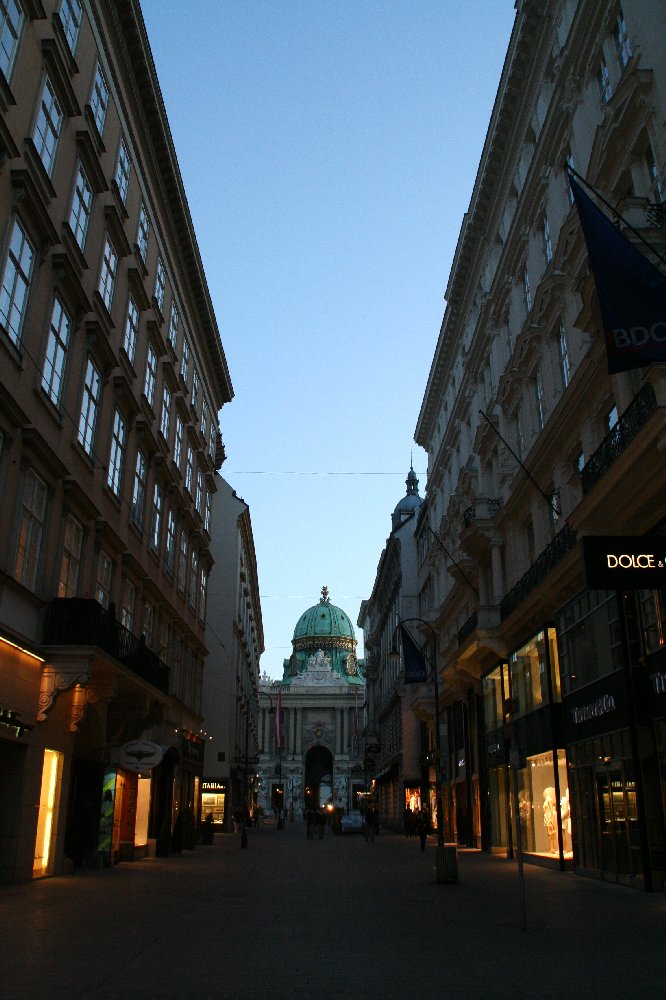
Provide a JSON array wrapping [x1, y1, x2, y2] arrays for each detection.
[[44, 598, 170, 694], [582, 383, 657, 495], [463, 497, 502, 528], [499, 523, 578, 622]]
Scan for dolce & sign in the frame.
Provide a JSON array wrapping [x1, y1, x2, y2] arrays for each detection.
[[581, 536, 666, 589]]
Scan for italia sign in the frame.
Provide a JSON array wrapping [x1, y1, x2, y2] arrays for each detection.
[[581, 536, 666, 589]]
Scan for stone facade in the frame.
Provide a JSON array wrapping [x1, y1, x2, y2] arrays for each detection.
[[0, 0, 232, 881], [414, 0, 666, 884]]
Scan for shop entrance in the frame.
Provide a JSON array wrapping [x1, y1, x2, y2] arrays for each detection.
[[595, 763, 641, 881], [304, 746, 333, 808]]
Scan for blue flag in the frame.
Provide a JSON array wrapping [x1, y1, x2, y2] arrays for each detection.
[[570, 174, 666, 374], [399, 622, 428, 683]]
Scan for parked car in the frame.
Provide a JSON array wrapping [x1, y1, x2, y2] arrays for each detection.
[[340, 810, 363, 834]]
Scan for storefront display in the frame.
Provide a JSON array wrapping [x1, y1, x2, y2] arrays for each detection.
[[202, 779, 227, 826], [516, 749, 571, 858]]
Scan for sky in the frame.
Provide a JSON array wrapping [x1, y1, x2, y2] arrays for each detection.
[[139, 0, 516, 678]]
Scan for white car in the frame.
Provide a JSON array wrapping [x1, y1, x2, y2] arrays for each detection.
[[340, 810, 363, 834]]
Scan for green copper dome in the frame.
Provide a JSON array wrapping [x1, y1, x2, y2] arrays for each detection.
[[283, 587, 364, 685], [293, 586, 355, 640]]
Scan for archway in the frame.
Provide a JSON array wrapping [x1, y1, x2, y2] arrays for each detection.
[[304, 746, 333, 808]]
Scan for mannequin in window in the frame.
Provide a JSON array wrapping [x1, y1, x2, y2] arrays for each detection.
[[560, 786, 571, 853], [543, 786, 558, 853]]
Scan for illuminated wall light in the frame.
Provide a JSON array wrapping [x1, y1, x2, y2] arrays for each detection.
[[0, 634, 45, 663]]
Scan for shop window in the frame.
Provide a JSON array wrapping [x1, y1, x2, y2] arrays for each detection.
[[483, 663, 509, 731], [556, 590, 623, 694], [509, 628, 560, 718], [639, 589, 666, 655], [517, 749, 571, 858], [33, 749, 63, 877]]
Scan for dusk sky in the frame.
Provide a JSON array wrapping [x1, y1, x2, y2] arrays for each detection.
[[140, 0, 516, 677]]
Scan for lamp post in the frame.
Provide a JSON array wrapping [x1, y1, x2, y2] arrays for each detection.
[[390, 617, 457, 883]]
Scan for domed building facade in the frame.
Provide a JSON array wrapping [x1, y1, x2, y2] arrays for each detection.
[[256, 588, 365, 817]]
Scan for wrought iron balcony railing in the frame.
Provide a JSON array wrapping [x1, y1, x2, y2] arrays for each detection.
[[44, 598, 170, 694], [457, 612, 478, 646], [582, 383, 657, 495], [463, 497, 502, 528], [499, 523, 578, 622]]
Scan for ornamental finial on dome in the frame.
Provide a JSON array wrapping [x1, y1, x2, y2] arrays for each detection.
[[320, 586, 330, 604], [406, 464, 419, 496]]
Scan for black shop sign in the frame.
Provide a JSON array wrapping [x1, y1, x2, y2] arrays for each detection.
[[581, 535, 666, 590]]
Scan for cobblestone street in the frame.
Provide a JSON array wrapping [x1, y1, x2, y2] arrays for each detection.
[[4, 821, 666, 1000]]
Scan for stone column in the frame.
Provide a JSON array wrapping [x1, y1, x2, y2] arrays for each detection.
[[491, 540, 503, 606], [343, 707, 349, 755]]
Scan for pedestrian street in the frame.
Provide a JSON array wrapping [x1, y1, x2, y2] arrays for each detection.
[[3, 819, 666, 1000]]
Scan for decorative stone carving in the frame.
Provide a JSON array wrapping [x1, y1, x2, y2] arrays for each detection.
[[291, 649, 347, 687], [303, 720, 335, 752], [38, 663, 90, 722], [69, 679, 117, 733]]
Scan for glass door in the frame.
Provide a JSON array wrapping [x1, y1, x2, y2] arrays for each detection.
[[595, 765, 641, 881]]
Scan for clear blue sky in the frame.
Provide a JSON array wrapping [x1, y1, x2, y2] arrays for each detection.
[[140, 0, 516, 677]]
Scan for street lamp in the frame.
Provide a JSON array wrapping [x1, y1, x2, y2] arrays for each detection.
[[389, 617, 444, 849]]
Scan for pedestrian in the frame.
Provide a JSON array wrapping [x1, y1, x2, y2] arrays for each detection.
[[416, 810, 428, 853], [316, 809, 325, 839], [403, 806, 413, 838], [366, 806, 376, 843]]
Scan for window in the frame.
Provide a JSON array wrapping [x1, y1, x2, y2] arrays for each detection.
[[208, 421, 216, 460], [174, 414, 183, 469], [165, 509, 176, 573], [195, 470, 203, 514], [185, 445, 194, 494], [178, 530, 188, 593], [542, 214, 553, 263], [121, 578, 136, 631], [142, 600, 154, 648], [107, 408, 126, 495], [168, 301, 179, 350], [0, 219, 34, 346], [98, 235, 117, 311], [204, 489, 211, 533], [191, 369, 200, 412], [558, 324, 570, 388], [115, 138, 131, 205], [41, 296, 70, 406], [522, 265, 532, 313], [137, 203, 149, 261], [58, 0, 81, 54], [154, 257, 166, 312], [180, 337, 190, 384], [160, 383, 171, 439], [78, 356, 101, 455], [14, 469, 47, 589], [188, 549, 198, 608], [123, 294, 139, 363], [90, 63, 109, 136], [33, 76, 63, 176], [514, 408, 524, 460], [149, 481, 162, 553], [200, 397, 208, 439], [143, 344, 156, 405], [96, 549, 112, 608], [597, 57, 612, 103], [0, 0, 24, 79], [131, 449, 147, 527], [535, 370, 545, 430], [69, 163, 93, 249], [199, 567, 208, 624], [614, 8, 632, 68], [58, 513, 82, 598]]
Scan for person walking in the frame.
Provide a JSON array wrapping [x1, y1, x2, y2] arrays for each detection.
[[416, 809, 428, 852]]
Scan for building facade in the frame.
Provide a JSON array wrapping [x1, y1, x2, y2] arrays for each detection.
[[358, 468, 430, 831], [257, 588, 365, 818], [202, 476, 263, 830], [0, 0, 232, 882], [415, 0, 666, 888]]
